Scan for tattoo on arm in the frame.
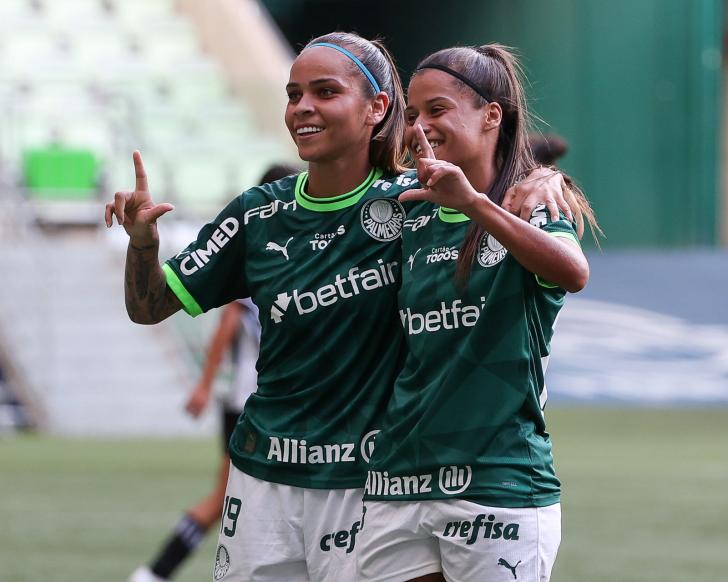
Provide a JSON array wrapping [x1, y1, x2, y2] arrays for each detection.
[[124, 241, 181, 323]]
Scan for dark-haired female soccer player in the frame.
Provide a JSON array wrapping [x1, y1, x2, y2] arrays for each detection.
[[359, 44, 599, 582], [106, 33, 570, 581]]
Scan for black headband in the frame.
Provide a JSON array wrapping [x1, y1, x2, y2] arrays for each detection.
[[416, 64, 492, 102]]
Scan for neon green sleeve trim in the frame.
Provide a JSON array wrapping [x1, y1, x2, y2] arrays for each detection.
[[535, 230, 581, 288], [437, 207, 470, 223], [162, 263, 203, 317]]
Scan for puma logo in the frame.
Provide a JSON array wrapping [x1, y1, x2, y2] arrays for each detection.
[[407, 248, 422, 271], [498, 558, 521, 579], [266, 237, 294, 260]]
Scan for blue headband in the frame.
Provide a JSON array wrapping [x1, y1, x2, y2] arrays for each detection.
[[308, 42, 381, 94]]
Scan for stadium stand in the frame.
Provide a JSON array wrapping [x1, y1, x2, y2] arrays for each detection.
[[0, 0, 294, 434], [0, 0, 293, 222]]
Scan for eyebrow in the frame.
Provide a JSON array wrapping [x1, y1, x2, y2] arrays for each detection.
[[286, 78, 345, 90], [405, 96, 453, 110]]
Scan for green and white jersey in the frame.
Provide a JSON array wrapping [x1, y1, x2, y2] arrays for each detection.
[[164, 169, 418, 489], [365, 201, 578, 507]]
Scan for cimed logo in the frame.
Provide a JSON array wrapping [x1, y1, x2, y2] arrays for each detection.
[[266, 237, 293, 260], [361, 199, 405, 242]]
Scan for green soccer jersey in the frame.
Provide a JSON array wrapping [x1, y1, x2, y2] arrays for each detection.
[[164, 169, 418, 489], [364, 201, 578, 507]]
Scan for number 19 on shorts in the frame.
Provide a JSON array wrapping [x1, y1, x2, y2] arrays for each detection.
[[221, 496, 242, 537]]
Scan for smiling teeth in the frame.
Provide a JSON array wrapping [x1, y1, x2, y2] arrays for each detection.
[[297, 126, 323, 135], [414, 141, 441, 154]]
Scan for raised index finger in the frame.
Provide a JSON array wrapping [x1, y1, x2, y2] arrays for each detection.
[[415, 124, 436, 159], [133, 150, 148, 192]]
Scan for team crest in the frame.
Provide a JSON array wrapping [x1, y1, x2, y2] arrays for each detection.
[[213, 544, 231, 580], [477, 233, 507, 268], [360, 199, 405, 241]]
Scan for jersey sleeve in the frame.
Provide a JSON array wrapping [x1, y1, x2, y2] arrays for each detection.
[[163, 196, 248, 316], [527, 204, 580, 289]]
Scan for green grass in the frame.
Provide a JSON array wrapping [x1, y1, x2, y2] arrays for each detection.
[[1, 408, 727, 581]]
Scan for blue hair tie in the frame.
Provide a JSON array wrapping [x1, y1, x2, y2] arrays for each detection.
[[308, 42, 381, 94]]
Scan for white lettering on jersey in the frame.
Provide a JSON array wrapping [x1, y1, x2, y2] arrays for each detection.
[[371, 172, 417, 192], [270, 260, 398, 324], [399, 298, 486, 335], [529, 203, 549, 228], [308, 225, 346, 251], [244, 199, 297, 225], [365, 470, 433, 496], [266, 437, 357, 464], [179, 217, 239, 275], [403, 208, 438, 232], [425, 246, 459, 264]]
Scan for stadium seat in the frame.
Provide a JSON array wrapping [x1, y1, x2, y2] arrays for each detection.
[[23, 146, 99, 201]]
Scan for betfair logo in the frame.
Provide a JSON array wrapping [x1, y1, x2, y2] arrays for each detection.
[[269, 261, 398, 324], [399, 299, 485, 335], [438, 465, 472, 495], [442, 514, 521, 546]]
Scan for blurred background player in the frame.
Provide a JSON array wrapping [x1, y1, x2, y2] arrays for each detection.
[[528, 133, 568, 167], [129, 164, 297, 582]]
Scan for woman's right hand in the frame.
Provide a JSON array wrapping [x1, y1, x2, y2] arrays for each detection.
[[104, 151, 174, 244], [185, 383, 212, 418]]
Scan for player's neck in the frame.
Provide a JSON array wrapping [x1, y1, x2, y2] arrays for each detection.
[[461, 155, 498, 196], [306, 155, 373, 198]]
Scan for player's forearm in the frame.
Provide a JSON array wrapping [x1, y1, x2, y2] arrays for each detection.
[[464, 195, 589, 292], [124, 239, 181, 324]]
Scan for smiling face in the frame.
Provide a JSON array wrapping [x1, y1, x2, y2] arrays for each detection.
[[285, 47, 381, 165], [405, 69, 500, 171]]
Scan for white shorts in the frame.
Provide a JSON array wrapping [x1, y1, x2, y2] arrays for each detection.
[[358, 499, 561, 582], [213, 463, 364, 582]]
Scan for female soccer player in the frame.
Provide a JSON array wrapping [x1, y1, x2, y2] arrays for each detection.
[[128, 166, 296, 582], [358, 45, 599, 582], [106, 34, 570, 581]]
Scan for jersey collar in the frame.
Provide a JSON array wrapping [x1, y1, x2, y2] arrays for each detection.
[[437, 206, 470, 223], [295, 168, 383, 212]]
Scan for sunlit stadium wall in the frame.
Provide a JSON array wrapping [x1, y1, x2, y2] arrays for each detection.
[[262, 0, 724, 248]]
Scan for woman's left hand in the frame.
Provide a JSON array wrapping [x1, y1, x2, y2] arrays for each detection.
[[399, 125, 486, 213], [502, 167, 572, 223]]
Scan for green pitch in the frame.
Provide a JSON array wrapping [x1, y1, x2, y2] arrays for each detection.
[[1, 408, 726, 581]]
